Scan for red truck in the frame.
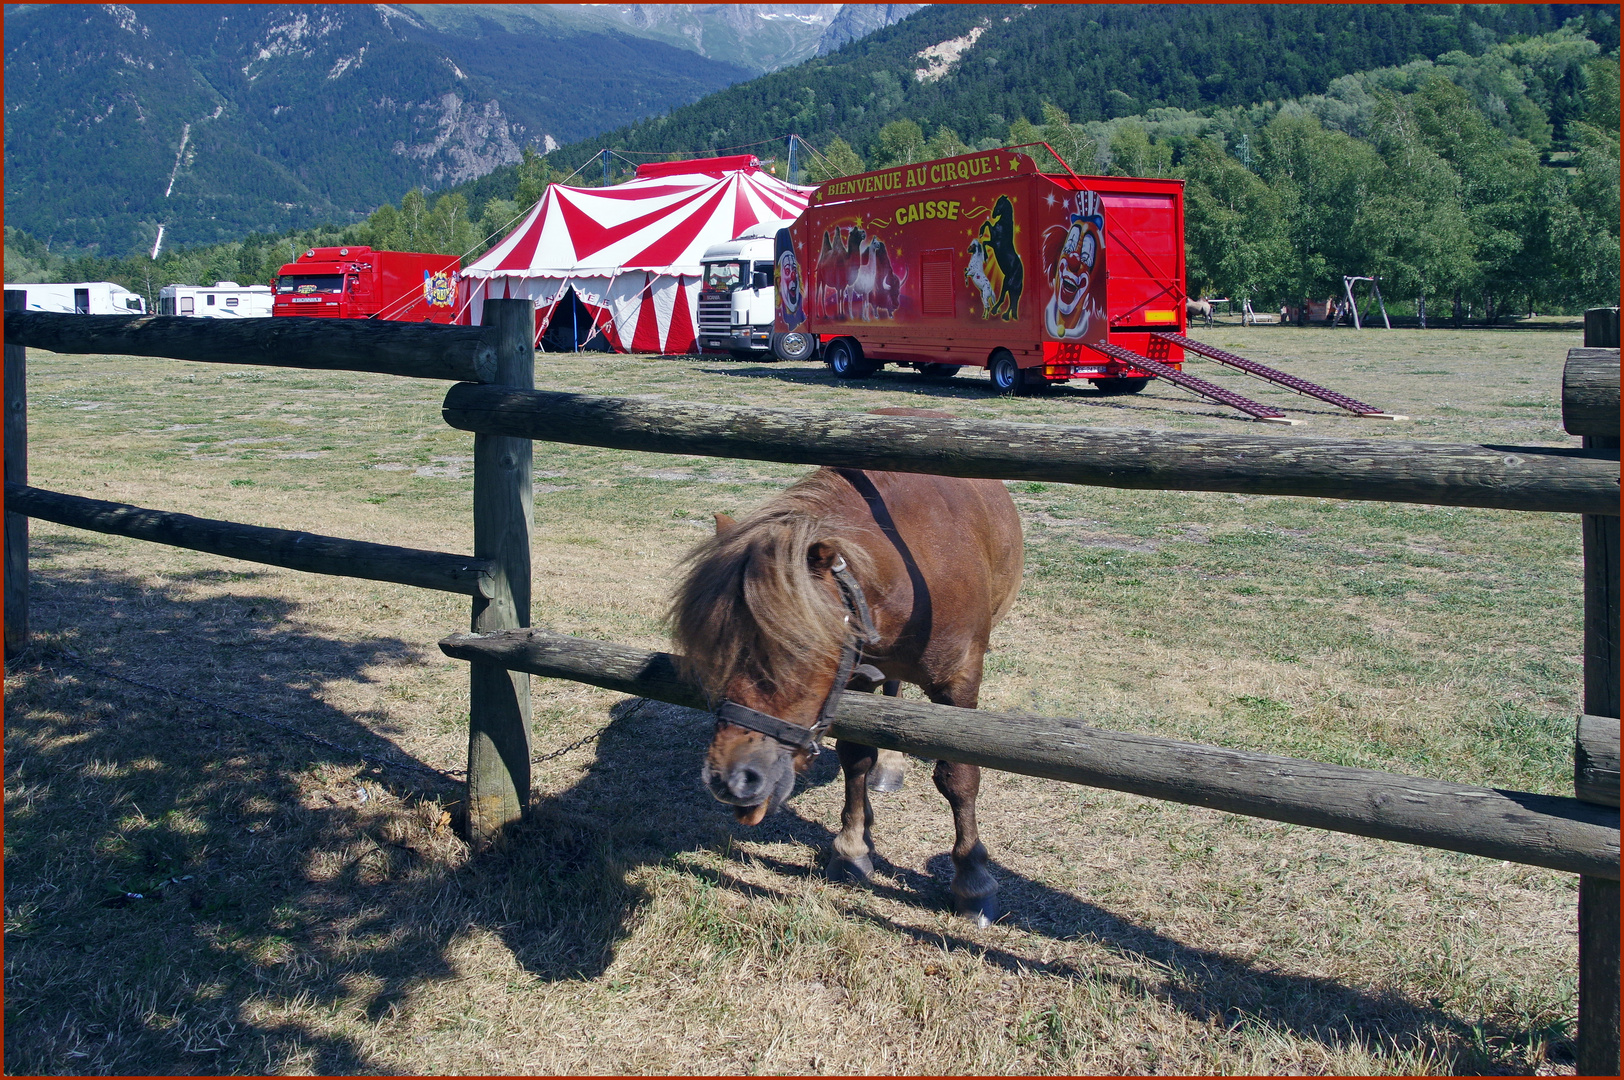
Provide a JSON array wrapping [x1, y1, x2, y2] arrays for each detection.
[[271, 246, 461, 322], [773, 147, 1186, 394]]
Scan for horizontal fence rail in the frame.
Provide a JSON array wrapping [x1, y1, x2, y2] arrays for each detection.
[[441, 628, 1622, 880], [3, 311, 499, 383], [1564, 349, 1621, 438], [9, 484, 496, 596], [1577, 713, 1621, 808], [442, 385, 1620, 516]]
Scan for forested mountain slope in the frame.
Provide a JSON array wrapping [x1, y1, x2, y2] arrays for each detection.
[[516, 2, 1591, 182], [1, 3, 754, 254]]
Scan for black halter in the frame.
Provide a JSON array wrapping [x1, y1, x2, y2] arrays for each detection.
[[715, 555, 880, 757]]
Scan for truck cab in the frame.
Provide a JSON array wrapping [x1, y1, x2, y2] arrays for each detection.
[[272, 246, 460, 322], [697, 225, 787, 360]]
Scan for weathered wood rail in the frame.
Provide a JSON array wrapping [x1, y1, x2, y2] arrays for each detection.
[[441, 384, 1618, 516], [441, 627, 1620, 880], [1564, 349, 1621, 438], [2, 310, 499, 383], [5, 484, 496, 596]]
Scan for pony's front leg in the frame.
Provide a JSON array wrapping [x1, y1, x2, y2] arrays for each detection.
[[933, 759, 999, 927], [828, 739, 877, 882]]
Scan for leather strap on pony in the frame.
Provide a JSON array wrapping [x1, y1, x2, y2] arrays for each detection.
[[716, 555, 880, 756]]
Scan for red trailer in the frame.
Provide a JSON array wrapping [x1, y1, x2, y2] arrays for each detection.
[[773, 147, 1186, 394], [272, 246, 460, 322]]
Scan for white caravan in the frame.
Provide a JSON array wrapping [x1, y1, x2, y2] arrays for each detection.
[[17, 282, 147, 314], [158, 282, 274, 318]]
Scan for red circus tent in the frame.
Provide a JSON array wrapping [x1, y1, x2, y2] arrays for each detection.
[[461, 155, 814, 353]]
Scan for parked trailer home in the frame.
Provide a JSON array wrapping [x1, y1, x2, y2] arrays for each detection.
[[18, 282, 147, 315], [774, 148, 1187, 394], [158, 282, 273, 318]]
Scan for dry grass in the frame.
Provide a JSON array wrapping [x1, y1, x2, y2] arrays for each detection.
[[3, 322, 1591, 1074]]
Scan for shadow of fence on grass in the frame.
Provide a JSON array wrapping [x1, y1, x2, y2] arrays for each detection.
[[1, 545, 1567, 1073]]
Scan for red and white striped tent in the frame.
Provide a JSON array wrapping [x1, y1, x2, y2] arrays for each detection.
[[461, 155, 814, 353]]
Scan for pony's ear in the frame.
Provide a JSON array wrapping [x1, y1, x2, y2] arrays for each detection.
[[807, 541, 840, 572], [713, 513, 738, 537]]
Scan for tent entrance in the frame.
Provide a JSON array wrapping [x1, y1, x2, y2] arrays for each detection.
[[540, 287, 612, 353]]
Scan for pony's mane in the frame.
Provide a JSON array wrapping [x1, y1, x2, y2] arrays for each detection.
[[668, 469, 871, 700]]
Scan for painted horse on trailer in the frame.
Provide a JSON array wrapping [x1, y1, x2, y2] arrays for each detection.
[[670, 413, 1023, 923]]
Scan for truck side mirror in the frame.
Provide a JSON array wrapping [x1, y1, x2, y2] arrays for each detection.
[[753, 270, 771, 290]]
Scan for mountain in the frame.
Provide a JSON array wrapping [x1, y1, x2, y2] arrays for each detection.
[[817, 4, 926, 56], [511, 2, 1592, 182], [404, 5, 848, 76], [1, 3, 755, 254]]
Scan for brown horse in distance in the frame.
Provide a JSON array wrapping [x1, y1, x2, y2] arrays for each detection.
[[669, 408, 1024, 924]]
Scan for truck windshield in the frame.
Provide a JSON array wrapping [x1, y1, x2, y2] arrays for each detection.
[[703, 262, 744, 290], [276, 275, 344, 295]]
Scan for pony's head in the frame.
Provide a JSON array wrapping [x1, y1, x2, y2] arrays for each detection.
[[668, 475, 872, 825]]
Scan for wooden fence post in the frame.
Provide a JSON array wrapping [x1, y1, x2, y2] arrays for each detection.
[[1570, 334, 1619, 1075], [5, 289, 27, 660], [466, 299, 534, 847]]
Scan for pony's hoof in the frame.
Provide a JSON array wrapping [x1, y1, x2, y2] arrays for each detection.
[[826, 853, 874, 883], [953, 893, 1000, 928], [867, 765, 905, 794]]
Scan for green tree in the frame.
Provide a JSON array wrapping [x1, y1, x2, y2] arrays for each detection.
[[1254, 112, 1385, 304], [422, 193, 479, 257], [1360, 92, 1477, 310], [1105, 124, 1173, 178], [514, 146, 555, 210], [1551, 118, 1622, 306], [1178, 138, 1290, 302], [1007, 104, 1096, 174], [362, 203, 403, 251], [924, 124, 969, 161], [873, 119, 925, 167], [397, 189, 429, 251], [476, 198, 522, 255], [809, 136, 865, 181]]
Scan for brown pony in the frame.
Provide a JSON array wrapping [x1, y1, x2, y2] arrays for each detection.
[[669, 411, 1023, 924]]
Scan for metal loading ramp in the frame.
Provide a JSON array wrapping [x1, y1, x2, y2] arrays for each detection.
[[1090, 341, 1302, 425], [1153, 332, 1406, 420]]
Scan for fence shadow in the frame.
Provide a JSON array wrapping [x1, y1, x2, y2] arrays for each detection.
[[2, 549, 1567, 1072], [492, 696, 1567, 1070], [4, 551, 458, 1074]]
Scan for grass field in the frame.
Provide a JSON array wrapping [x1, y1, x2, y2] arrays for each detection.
[[2, 324, 1593, 1074]]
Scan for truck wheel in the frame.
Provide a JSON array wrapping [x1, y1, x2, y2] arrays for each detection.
[[771, 331, 815, 363], [826, 338, 873, 379], [1091, 377, 1151, 395], [920, 363, 959, 379], [988, 350, 1026, 395]]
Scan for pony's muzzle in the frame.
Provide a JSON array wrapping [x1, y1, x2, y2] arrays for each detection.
[[713, 761, 771, 804], [702, 732, 796, 825]]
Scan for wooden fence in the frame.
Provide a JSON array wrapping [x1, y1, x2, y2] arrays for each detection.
[[3, 297, 1618, 1070]]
